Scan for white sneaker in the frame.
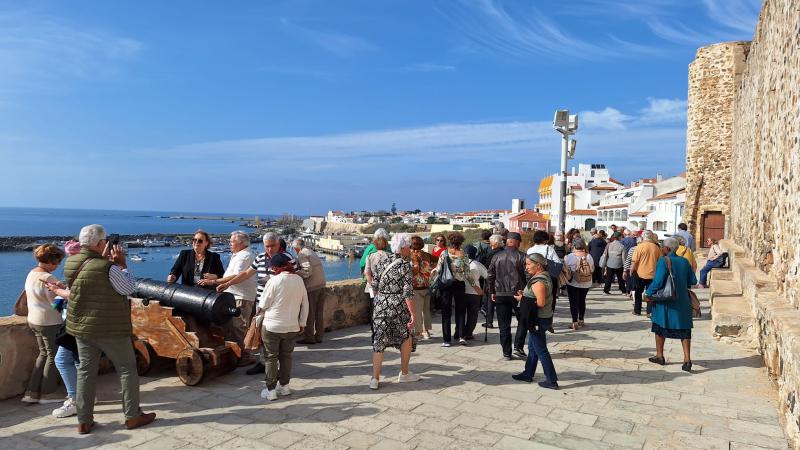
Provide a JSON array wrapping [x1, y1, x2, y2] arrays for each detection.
[[276, 383, 291, 396], [458, 338, 467, 346], [260, 388, 278, 401], [369, 378, 379, 390], [52, 398, 77, 418], [397, 371, 421, 383], [21, 395, 38, 404], [441, 342, 451, 348]]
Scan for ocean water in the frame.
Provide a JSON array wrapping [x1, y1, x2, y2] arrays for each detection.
[[0, 207, 269, 236], [0, 207, 360, 316]]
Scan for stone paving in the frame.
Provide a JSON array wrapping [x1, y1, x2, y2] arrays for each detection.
[[0, 287, 790, 449]]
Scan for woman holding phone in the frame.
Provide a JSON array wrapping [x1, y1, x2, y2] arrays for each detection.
[[167, 229, 225, 288]]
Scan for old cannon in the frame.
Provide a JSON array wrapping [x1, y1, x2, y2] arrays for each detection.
[[130, 278, 242, 385]]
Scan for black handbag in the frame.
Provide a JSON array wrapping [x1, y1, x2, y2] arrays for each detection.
[[429, 254, 455, 296], [55, 325, 78, 357]]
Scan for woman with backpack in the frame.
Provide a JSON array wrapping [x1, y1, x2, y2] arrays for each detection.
[[564, 238, 595, 330]]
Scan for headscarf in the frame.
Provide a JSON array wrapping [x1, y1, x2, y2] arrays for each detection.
[[390, 233, 411, 254]]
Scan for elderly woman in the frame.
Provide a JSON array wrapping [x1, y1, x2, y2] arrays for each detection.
[[168, 229, 225, 287], [564, 238, 594, 330], [432, 232, 473, 347], [644, 237, 698, 372], [511, 253, 558, 389], [369, 234, 420, 389], [588, 230, 607, 284], [674, 235, 697, 272], [364, 236, 391, 298], [22, 244, 67, 405], [697, 238, 725, 288], [409, 236, 434, 339]]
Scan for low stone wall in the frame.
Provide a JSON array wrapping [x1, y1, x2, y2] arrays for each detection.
[[0, 279, 367, 400], [718, 239, 800, 446]]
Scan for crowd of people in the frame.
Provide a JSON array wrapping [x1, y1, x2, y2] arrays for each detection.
[[18, 220, 719, 433]]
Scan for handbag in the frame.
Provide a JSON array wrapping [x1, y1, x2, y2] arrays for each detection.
[[688, 290, 702, 318], [13, 289, 28, 316], [55, 325, 78, 355], [649, 257, 677, 302], [429, 254, 455, 296], [243, 315, 263, 351]]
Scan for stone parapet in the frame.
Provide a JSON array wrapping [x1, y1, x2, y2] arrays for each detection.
[[719, 239, 800, 446], [0, 279, 367, 400]]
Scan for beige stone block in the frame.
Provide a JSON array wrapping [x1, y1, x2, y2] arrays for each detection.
[[0, 315, 38, 400]]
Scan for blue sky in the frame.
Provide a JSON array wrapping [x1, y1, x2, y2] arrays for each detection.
[[0, 0, 761, 215]]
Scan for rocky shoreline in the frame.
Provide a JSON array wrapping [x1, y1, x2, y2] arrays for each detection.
[[0, 232, 263, 252]]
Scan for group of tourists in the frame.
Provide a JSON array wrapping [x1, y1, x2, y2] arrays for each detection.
[[19, 220, 716, 433]]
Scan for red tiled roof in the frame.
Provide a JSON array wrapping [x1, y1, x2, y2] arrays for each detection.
[[589, 186, 617, 191], [648, 188, 686, 201], [597, 203, 628, 210], [568, 209, 597, 216], [510, 210, 548, 221], [609, 177, 624, 185], [570, 185, 582, 191]]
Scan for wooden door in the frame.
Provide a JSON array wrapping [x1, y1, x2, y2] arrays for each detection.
[[701, 211, 725, 246]]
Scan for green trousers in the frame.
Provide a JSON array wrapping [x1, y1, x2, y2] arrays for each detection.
[[26, 324, 61, 398], [261, 329, 298, 390], [76, 336, 141, 424]]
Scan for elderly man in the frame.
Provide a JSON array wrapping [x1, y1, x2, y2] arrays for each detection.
[[218, 232, 289, 375], [65, 224, 155, 434], [481, 234, 505, 329], [632, 230, 662, 316], [202, 231, 257, 364], [487, 231, 527, 360], [292, 238, 327, 344]]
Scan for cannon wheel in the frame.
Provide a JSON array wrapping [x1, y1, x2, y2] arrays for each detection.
[[176, 348, 207, 386], [133, 340, 153, 376]]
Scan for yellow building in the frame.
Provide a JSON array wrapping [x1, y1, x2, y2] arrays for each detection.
[[537, 175, 553, 219]]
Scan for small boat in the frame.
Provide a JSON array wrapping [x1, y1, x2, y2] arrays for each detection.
[[131, 255, 145, 262]]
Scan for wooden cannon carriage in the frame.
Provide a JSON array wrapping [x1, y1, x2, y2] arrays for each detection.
[[130, 279, 242, 385]]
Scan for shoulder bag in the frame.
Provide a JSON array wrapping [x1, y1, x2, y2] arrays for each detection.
[[13, 289, 28, 316], [429, 254, 454, 296], [648, 257, 677, 302]]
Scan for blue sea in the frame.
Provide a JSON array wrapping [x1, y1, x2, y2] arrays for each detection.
[[0, 207, 360, 316]]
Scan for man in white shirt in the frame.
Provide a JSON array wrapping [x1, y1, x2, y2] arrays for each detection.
[[257, 253, 308, 401], [202, 231, 256, 364]]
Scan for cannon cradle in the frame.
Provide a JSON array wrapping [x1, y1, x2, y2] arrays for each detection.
[[133, 278, 240, 325]]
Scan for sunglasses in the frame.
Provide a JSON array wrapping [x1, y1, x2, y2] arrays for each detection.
[[435, 239, 444, 242], [192, 238, 205, 243]]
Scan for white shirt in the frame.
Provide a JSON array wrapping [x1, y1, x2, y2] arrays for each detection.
[[223, 249, 257, 301], [258, 272, 309, 334], [564, 252, 595, 289], [465, 260, 488, 296], [526, 244, 562, 264], [24, 270, 62, 326]]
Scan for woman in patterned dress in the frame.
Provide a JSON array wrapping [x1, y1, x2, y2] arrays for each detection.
[[369, 233, 421, 390]]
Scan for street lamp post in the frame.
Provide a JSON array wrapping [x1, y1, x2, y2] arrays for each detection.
[[553, 110, 578, 236]]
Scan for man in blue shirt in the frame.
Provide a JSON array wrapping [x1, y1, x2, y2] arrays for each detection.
[[675, 223, 695, 251]]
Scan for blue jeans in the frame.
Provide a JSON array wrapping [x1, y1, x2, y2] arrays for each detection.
[[520, 317, 558, 383], [699, 259, 724, 285], [55, 346, 79, 398]]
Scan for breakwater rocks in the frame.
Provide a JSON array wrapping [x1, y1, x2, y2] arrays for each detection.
[[0, 232, 262, 252]]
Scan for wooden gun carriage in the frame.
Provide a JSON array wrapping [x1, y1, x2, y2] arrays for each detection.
[[130, 279, 242, 385]]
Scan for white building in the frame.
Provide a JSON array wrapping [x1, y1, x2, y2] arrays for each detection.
[[537, 163, 621, 231]]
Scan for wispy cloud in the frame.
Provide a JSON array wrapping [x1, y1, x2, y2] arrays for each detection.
[[646, 0, 760, 46], [435, 0, 656, 61], [280, 18, 377, 58], [580, 97, 686, 131], [0, 9, 142, 98], [701, 0, 762, 33]]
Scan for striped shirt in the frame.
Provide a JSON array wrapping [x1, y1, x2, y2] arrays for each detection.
[[250, 252, 298, 298], [109, 266, 136, 296]]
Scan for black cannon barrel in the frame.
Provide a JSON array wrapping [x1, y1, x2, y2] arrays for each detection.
[[133, 278, 241, 325]]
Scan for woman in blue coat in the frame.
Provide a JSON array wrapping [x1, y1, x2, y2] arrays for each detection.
[[644, 237, 698, 372]]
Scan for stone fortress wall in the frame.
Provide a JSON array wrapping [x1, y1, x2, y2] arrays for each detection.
[[685, 0, 800, 445]]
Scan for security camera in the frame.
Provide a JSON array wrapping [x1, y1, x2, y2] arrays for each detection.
[[553, 110, 569, 128]]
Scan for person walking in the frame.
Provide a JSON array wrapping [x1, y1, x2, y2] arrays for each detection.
[[22, 244, 68, 405], [431, 232, 472, 346], [588, 230, 607, 285], [293, 238, 327, 344], [564, 239, 594, 330], [409, 236, 434, 339], [511, 253, 558, 389], [487, 232, 527, 360], [481, 234, 505, 329], [526, 230, 562, 334], [644, 238, 697, 372], [631, 231, 662, 316], [696, 238, 725, 288], [66, 224, 155, 434], [463, 244, 487, 340], [602, 232, 627, 295], [369, 234, 420, 390], [623, 237, 639, 300], [257, 253, 308, 401]]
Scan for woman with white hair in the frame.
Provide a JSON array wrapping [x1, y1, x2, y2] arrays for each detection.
[[368, 233, 420, 390], [674, 235, 697, 272], [643, 237, 698, 372]]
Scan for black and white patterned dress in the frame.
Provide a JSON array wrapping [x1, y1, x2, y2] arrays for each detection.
[[371, 254, 415, 353]]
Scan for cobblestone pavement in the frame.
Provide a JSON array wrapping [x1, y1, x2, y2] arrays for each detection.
[[1, 288, 789, 449]]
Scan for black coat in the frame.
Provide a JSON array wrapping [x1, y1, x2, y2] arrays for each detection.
[[169, 249, 225, 287], [588, 238, 607, 264]]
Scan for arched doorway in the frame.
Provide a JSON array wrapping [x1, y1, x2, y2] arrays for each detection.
[[584, 218, 596, 230]]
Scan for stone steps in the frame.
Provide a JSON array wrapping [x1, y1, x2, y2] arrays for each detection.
[[708, 252, 750, 339]]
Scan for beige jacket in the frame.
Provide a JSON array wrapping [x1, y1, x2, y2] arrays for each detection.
[[296, 247, 326, 292]]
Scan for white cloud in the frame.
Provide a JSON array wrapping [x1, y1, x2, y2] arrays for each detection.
[[646, 0, 760, 46], [579, 107, 632, 131], [435, 0, 657, 61], [702, 0, 761, 33], [639, 97, 687, 124], [0, 10, 142, 98], [280, 18, 377, 58]]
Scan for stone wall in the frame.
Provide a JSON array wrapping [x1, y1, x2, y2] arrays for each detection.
[[683, 41, 750, 243], [0, 279, 367, 400], [728, 0, 800, 303]]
